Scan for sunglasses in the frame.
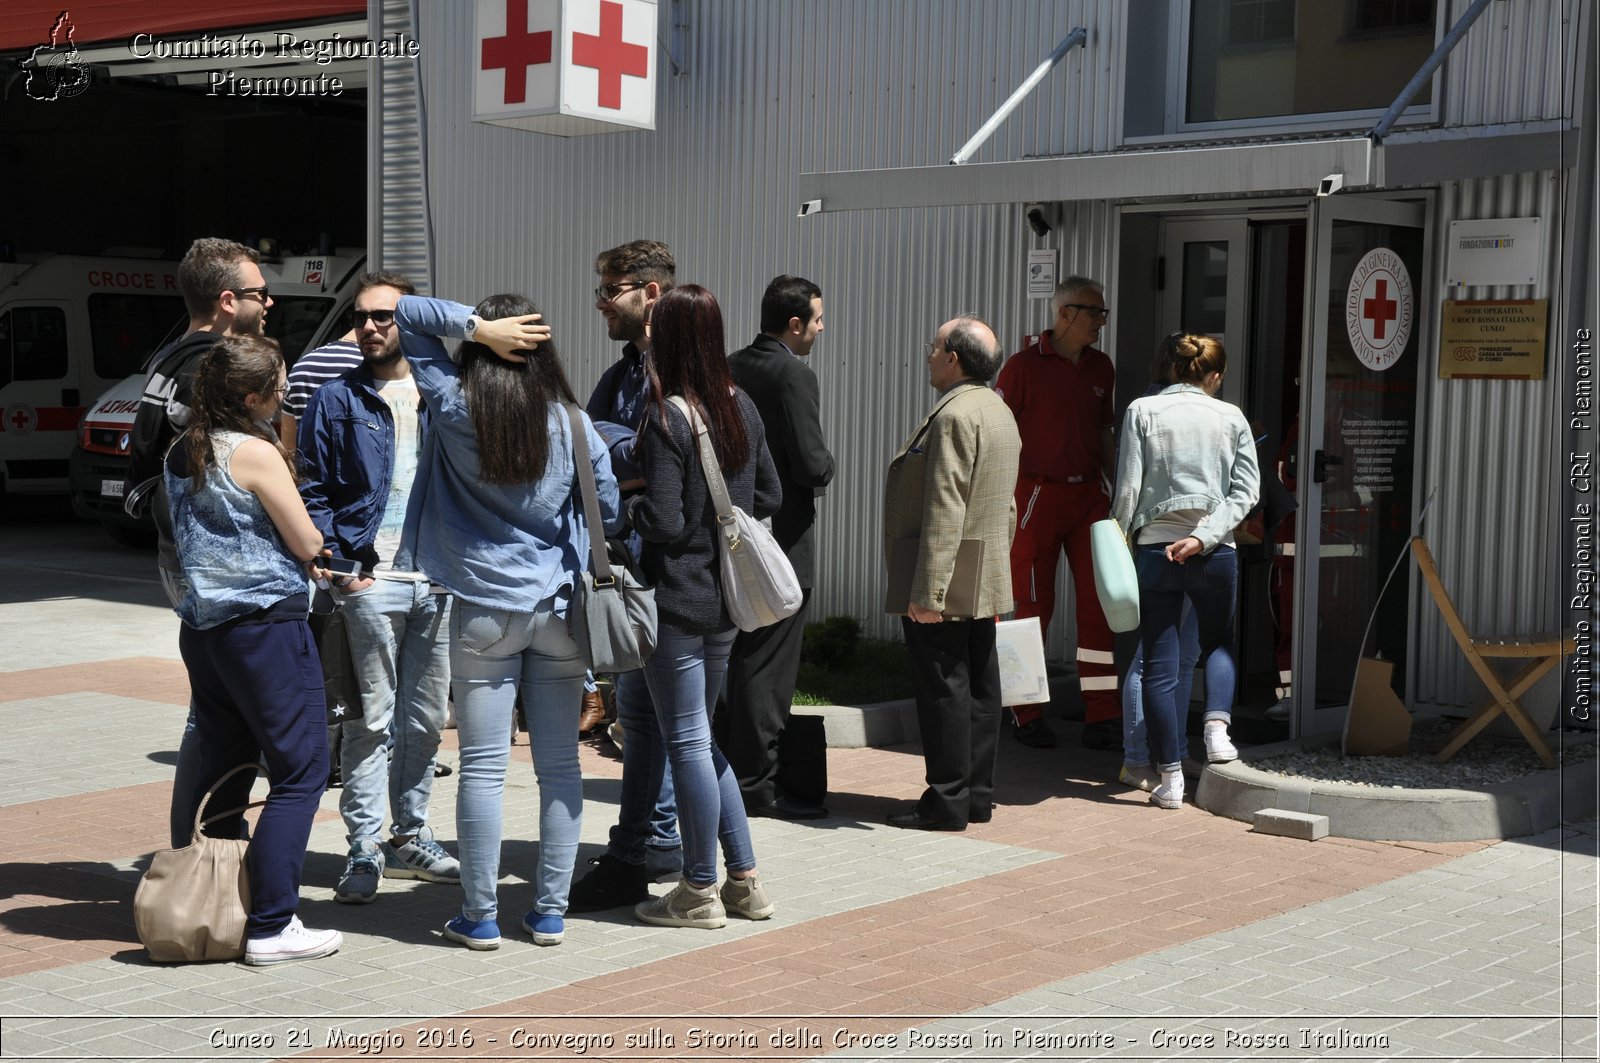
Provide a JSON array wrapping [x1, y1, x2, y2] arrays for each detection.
[[232, 286, 270, 302], [351, 309, 396, 327], [594, 280, 646, 303]]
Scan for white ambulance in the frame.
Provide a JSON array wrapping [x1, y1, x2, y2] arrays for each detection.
[[0, 255, 189, 512], [67, 250, 366, 539]]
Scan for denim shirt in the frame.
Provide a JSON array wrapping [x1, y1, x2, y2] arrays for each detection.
[[1111, 383, 1261, 553], [394, 295, 623, 613], [167, 431, 308, 629], [298, 364, 432, 571]]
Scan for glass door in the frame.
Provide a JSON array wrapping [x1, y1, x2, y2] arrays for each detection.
[[1160, 218, 1249, 407], [1294, 196, 1427, 735]]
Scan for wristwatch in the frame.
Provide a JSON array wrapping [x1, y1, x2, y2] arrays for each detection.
[[463, 314, 480, 341]]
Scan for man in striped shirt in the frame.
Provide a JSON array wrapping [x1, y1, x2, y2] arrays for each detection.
[[278, 328, 360, 452]]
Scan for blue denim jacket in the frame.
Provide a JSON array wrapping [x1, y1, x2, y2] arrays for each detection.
[[298, 364, 432, 571], [1112, 383, 1261, 553], [395, 295, 623, 613]]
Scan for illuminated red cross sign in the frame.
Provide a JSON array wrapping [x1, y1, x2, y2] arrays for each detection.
[[481, 0, 553, 105], [474, 0, 657, 136], [572, 0, 648, 110], [1345, 247, 1414, 372]]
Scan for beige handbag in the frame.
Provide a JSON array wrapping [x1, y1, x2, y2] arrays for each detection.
[[134, 763, 261, 963]]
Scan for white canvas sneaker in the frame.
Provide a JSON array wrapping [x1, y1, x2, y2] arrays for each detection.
[[244, 916, 343, 966], [1150, 770, 1185, 810], [1203, 722, 1239, 763]]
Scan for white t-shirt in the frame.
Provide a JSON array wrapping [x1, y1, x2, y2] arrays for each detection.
[[371, 376, 427, 581]]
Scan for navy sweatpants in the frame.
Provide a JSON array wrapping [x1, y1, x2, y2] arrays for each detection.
[[179, 617, 328, 938]]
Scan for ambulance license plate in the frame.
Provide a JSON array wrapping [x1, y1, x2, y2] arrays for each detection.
[[101, 479, 124, 499]]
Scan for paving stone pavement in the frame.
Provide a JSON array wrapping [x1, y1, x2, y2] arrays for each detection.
[[0, 525, 1595, 1062]]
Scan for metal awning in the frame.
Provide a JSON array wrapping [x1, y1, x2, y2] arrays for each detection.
[[796, 121, 1575, 214]]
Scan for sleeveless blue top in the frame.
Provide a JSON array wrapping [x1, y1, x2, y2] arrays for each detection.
[[166, 430, 308, 629]]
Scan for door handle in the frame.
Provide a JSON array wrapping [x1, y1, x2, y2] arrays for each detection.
[[1313, 449, 1341, 484]]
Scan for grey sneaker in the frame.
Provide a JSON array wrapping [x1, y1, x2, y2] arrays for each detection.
[[335, 840, 384, 904], [635, 879, 726, 929], [719, 873, 774, 920], [383, 826, 461, 883]]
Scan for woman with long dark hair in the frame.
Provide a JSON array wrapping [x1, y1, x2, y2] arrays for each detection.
[[627, 284, 781, 928], [1111, 333, 1259, 810], [393, 293, 621, 950], [166, 334, 342, 965]]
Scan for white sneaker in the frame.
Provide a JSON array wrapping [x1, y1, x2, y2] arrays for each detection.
[[1118, 764, 1161, 792], [244, 916, 343, 966], [1150, 770, 1185, 810], [1203, 722, 1238, 763]]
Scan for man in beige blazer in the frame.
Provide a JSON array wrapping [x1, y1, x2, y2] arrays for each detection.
[[882, 315, 1021, 830]]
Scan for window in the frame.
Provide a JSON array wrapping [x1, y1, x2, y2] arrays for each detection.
[[87, 294, 186, 379], [0, 306, 69, 385], [1186, 0, 1437, 125], [264, 297, 335, 365]]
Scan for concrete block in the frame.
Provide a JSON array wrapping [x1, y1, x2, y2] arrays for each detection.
[[1252, 808, 1330, 841]]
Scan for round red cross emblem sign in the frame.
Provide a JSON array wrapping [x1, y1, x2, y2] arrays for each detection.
[[1345, 247, 1413, 372], [4, 402, 37, 436]]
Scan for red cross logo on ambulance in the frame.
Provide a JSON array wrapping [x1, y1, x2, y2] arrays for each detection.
[[474, 0, 656, 135], [1345, 247, 1413, 372], [5, 403, 37, 436]]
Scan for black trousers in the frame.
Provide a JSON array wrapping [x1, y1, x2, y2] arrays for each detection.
[[901, 616, 1001, 826], [725, 590, 811, 806]]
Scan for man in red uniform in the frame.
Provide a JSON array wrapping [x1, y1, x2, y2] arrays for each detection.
[[994, 276, 1120, 749]]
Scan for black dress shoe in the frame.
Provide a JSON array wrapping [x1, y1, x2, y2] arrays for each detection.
[[969, 807, 992, 824], [886, 810, 966, 831], [746, 795, 829, 821]]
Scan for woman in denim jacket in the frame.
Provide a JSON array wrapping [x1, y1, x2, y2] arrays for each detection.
[[627, 285, 781, 929], [394, 293, 622, 950], [1111, 333, 1259, 810]]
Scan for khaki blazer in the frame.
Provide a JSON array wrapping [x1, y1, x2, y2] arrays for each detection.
[[883, 381, 1021, 619]]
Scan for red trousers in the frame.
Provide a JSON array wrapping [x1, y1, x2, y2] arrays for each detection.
[[1008, 478, 1119, 726]]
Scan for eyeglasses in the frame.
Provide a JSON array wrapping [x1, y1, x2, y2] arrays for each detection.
[[351, 309, 396, 327], [924, 340, 946, 356], [232, 286, 270, 302], [594, 280, 646, 303], [1063, 303, 1109, 319]]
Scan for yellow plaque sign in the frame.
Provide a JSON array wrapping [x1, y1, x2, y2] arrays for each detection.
[[1439, 299, 1548, 379]]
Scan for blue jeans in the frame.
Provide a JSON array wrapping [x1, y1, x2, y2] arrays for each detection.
[[1123, 604, 1201, 768], [338, 579, 451, 845], [450, 598, 587, 922], [607, 667, 681, 862], [641, 622, 755, 887], [1136, 545, 1239, 772]]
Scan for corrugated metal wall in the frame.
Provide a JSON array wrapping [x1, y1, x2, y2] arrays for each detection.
[[1415, 170, 1571, 716], [400, 0, 1120, 641], [1442, 0, 1583, 126], [370, 0, 432, 291]]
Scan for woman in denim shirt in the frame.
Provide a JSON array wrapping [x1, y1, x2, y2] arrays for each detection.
[[627, 285, 781, 929], [1111, 333, 1259, 810], [394, 293, 622, 950]]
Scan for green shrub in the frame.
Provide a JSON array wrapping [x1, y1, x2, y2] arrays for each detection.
[[794, 615, 912, 705], [801, 614, 863, 670]]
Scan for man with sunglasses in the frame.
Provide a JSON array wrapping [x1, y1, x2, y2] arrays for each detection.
[[994, 276, 1122, 752], [124, 237, 276, 848], [298, 272, 460, 904], [568, 239, 687, 912]]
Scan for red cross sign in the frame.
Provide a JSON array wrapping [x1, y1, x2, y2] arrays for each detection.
[[572, 0, 649, 110], [475, 0, 656, 135], [482, 0, 554, 105], [1345, 247, 1414, 372]]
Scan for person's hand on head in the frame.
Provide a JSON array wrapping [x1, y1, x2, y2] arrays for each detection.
[[476, 314, 551, 363]]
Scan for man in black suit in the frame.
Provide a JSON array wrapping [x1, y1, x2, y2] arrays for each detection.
[[726, 276, 835, 820]]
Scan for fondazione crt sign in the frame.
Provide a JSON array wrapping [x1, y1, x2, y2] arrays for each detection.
[[474, 0, 656, 136]]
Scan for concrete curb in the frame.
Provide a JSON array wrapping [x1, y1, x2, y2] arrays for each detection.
[[1195, 732, 1600, 841]]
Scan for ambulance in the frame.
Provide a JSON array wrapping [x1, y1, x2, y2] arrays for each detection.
[[66, 250, 366, 539], [0, 255, 188, 514]]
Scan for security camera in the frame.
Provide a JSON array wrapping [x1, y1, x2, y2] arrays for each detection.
[[1024, 203, 1052, 237], [1316, 173, 1345, 197], [797, 199, 823, 218]]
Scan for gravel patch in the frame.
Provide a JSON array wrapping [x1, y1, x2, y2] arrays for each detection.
[[1251, 719, 1599, 789]]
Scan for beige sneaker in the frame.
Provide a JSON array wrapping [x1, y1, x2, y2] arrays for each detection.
[[634, 879, 726, 929], [1118, 764, 1161, 792], [720, 873, 774, 920]]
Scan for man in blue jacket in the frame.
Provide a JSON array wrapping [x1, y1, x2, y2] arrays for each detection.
[[299, 271, 459, 904]]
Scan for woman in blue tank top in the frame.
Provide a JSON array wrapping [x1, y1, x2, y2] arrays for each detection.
[[166, 334, 343, 966]]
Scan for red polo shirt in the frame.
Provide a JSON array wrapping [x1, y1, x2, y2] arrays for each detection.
[[995, 331, 1115, 482]]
